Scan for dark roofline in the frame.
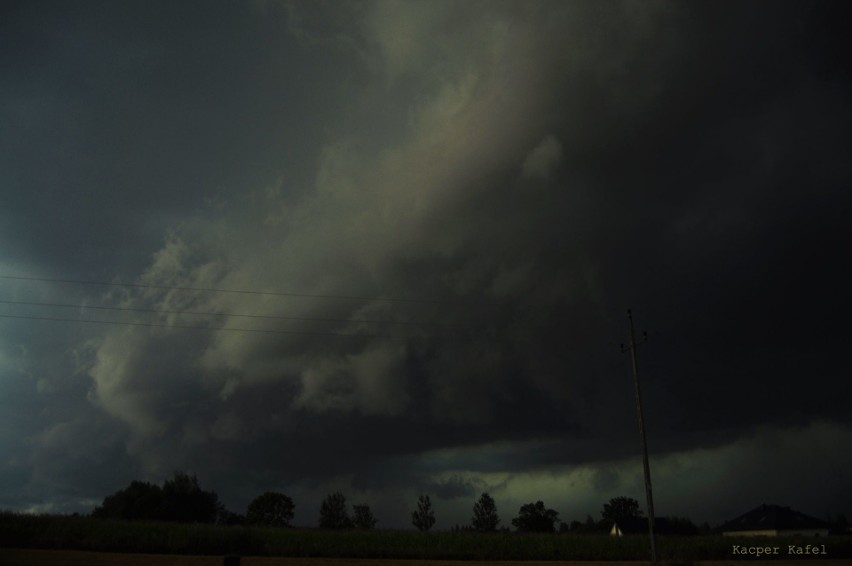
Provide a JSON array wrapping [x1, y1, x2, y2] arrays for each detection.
[[718, 504, 829, 532]]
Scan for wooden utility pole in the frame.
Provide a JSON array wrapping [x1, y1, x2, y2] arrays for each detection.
[[622, 309, 657, 565]]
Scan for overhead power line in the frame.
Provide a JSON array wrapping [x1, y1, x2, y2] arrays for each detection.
[[0, 313, 400, 338], [0, 274, 453, 304], [0, 299, 458, 328]]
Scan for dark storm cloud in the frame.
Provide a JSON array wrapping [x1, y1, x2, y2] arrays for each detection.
[[423, 474, 485, 500], [0, 0, 335, 276], [1, 0, 850, 526]]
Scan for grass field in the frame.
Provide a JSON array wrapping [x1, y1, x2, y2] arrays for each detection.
[[2, 511, 850, 562]]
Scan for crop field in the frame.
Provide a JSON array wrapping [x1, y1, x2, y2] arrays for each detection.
[[2, 512, 850, 563], [0, 549, 643, 566], [1, 550, 850, 566]]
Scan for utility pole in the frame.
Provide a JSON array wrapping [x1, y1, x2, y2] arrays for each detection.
[[621, 309, 656, 565]]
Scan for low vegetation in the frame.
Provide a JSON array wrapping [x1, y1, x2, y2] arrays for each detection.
[[6, 482, 850, 562], [2, 510, 851, 561]]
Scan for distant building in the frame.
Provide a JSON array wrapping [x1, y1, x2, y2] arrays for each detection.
[[718, 504, 830, 537]]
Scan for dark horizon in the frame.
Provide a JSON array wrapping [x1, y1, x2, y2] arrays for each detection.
[[1, 0, 850, 530], [86, 474, 850, 531]]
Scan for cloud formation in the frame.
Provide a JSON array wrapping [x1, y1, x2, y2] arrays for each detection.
[[522, 135, 563, 182], [1, 0, 850, 527]]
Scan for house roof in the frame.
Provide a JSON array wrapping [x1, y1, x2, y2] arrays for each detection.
[[718, 504, 829, 533]]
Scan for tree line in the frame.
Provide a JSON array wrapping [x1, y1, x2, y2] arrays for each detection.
[[91, 473, 701, 533], [90, 473, 376, 529]]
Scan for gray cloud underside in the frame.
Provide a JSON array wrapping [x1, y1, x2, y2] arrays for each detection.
[[1, 0, 850, 526]]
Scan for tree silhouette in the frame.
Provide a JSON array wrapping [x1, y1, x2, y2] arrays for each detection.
[[92, 480, 164, 520], [411, 495, 435, 531], [319, 491, 353, 529], [160, 471, 221, 523], [92, 472, 221, 523], [511, 501, 559, 532], [352, 504, 378, 529], [246, 492, 295, 527], [601, 496, 643, 523], [471, 492, 500, 532]]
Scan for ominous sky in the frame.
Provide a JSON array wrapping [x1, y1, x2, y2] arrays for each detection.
[[2, 0, 851, 529]]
